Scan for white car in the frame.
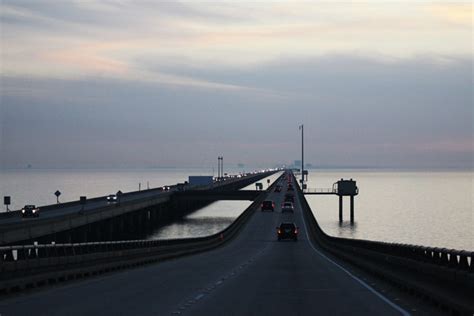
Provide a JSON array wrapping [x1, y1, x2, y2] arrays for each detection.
[[281, 202, 294, 213]]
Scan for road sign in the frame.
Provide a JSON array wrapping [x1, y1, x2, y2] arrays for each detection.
[[54, 190, 61, 203], [4, 196, 11, 212]]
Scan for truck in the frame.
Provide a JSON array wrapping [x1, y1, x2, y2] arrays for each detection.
[[188, 176, 213, 186]]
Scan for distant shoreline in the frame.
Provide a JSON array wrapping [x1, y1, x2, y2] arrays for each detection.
[[1, 167, 472, 172]]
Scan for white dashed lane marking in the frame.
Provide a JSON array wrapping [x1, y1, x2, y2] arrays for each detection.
[[170, 246, 269, 315]]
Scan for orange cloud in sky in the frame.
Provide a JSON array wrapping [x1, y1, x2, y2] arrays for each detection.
[[428, 4, 472, 26], [41, 43, 129, 76]]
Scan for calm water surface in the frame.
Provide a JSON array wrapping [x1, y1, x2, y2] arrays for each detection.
[[304, 170, 473, 251]]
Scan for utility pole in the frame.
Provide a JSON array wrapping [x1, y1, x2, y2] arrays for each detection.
[[299, 124, 304, 186]]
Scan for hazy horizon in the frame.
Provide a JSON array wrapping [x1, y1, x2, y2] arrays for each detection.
[[1, 1, 472, 169]]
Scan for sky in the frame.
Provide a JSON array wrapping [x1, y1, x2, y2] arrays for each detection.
[[0, 1, 472, 169]]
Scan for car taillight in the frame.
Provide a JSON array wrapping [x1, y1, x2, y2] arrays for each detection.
[[278, 229, 281, 234], [294, 229, 298, 234]]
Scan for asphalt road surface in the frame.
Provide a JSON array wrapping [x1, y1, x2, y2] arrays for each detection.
[[0, 176, 410, 316]]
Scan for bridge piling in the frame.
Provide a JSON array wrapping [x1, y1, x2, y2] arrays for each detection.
[[350, 195, 354, 224], [339, 196, 343, 223]]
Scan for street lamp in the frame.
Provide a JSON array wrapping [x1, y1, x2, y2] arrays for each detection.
[[299, 124, 304, 187], [217, 156, 224, 180]]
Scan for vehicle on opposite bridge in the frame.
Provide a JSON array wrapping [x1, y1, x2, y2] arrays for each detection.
[[276, 222, 298, 241], [21, 205, 40, 217], [106, 195, 117, 203]]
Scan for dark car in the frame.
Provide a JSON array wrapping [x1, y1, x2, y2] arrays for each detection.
[[21, 205, 40, 217], [287, 184, 294, 191], [276, 222, 298, 241], [261, 200, 275, 212], [284, 194, 294, 203], [275, 185, 282, 193]]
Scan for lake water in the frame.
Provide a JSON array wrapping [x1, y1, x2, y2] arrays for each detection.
[[304, 170, 473, 251], [1, 168, 472, 250]]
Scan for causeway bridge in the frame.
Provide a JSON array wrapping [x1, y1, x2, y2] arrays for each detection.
[[0, 171, 472, 315], [0, 170, 275, 245]]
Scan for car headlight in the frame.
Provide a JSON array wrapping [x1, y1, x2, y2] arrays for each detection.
[[22, 209, 25, 213], [32, 209, 36, 213]]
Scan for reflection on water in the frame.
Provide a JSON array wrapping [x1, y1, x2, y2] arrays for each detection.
[[147, 200, 251, 240], [148, 216, 235, 240], [147, 200, 252, 240], [335, 221, 359, 239]]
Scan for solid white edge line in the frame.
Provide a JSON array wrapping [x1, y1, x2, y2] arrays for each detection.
[[299, 199, 410, 316]]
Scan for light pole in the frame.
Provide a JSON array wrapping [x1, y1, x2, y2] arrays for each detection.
[[299, 124, 304, 187], [217, 156, 223, 180]]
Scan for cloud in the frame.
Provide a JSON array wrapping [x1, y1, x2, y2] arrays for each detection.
[[1, 54, 471, 169], [2, 1, 471, 82], [1, 1, 471, 169]]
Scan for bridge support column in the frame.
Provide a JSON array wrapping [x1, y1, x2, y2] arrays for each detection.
[[339, 195, 343, 223], [350, 195, 354, 224]]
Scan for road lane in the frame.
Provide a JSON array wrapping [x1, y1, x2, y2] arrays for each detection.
[[184, 179, 407, 316]]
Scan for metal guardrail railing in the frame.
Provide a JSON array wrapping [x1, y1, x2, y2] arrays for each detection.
[[304, 188, 337, 194]]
